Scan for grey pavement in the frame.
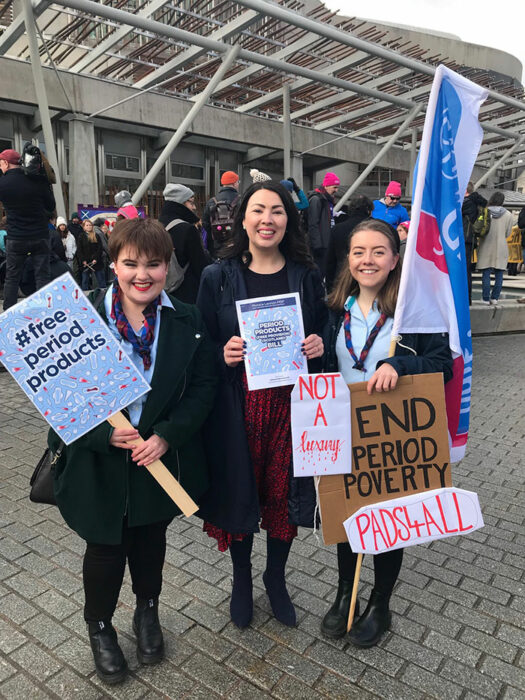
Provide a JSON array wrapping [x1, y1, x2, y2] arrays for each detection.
[[0, 334, 524, 699]]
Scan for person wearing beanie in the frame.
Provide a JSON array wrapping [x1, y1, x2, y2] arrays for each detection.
[[307, 171, 341, 276], [396, 220, 410, 261], [371, 181, 409, 227], [250, 168, 271, 183], [280, 178, 309, 212], [0, 147, 56, 310], [56, 216, 77, 269], [159, 183, 210, 304], [202, 172, 241, 259], [114, 190, 133, 209], [116, 204, 140, 220]]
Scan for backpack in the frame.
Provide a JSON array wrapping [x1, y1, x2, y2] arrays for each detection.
[[20, 141, 43, 176], [164, 219, 189, 293], [471, 206, 491, 238], [208, 195, 239, 245]]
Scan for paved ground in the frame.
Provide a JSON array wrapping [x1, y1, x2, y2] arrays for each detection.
[[0, 334, 524, 699]]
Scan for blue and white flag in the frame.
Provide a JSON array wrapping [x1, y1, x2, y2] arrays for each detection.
[[392, 65, 488, 462]]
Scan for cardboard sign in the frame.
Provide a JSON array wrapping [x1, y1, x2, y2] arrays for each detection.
[[344, 487, 484, 554], [0, 273, 150, 444], [319, 373, 452, 544], [291, 373, 352, 477], [236, 293, 306, 390]]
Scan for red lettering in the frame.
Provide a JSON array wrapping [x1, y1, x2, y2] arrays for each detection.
[[379, 509, 399, 548], [313, 402, 328, 427], [435, 494, 458, 534], [298, 375, 314, 400], [393, 507, 411, 541], [453, 492, 473, 532], [371, 511, 389, 551], [403, 506, 424, 537], [422, 502, 444, 536], [355, 513, 370, 549], [314, 375, 329, 400]]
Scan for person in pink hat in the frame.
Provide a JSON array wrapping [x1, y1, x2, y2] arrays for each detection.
[[307, 171, 340, 276], [371, 181, 409, 227]]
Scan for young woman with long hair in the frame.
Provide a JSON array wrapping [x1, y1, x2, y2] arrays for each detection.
[[197, 181, 327, 629], [321, 218, 453, 647], [77, 219, 106, 290]]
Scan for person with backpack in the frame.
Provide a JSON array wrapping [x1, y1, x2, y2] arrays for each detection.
[[159, 183, 210, 304], [0, 148, 55, 310], [461, 182, 488, 305], [202, 171, 240, 259], [477, 191, 513, 305], [307, 172, 341, 277]]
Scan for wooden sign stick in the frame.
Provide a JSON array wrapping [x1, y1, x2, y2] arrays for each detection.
[[107, 411, 198, 518], [346, 338, 398, 632]]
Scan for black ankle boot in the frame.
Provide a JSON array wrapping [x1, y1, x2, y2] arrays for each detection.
[[262, 570, 296, 627], [321, 579, 360, 639], [348, 589, 391, 648], [88, 621, 128, 684], [133, 598, 164, 664], [230, 565, 253, 628]]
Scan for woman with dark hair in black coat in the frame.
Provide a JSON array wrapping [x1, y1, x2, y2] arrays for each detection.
[[197, 181, 327, 630]]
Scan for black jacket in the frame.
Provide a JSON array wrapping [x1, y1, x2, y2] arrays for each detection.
[[462, 191, 487, 244], [202, 186, 239, 258], [0, 168, 55, 240], [323, 309, 453, 383], [159, 200, 210, 304], [77, 232, 104, 271], [196, 258, 327, 533], [307, 189, 334, 251], [518, 206, 525, 231], [325, 209, 371, 292]]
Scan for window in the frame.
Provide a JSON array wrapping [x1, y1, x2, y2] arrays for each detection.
[[105, 153, 140, 172], [170, 162, 204, 180], [0, 138, 12, 152]]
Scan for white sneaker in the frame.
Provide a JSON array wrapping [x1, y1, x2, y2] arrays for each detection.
[[489, 299, 498, 306], [482, 300, 490, 305]]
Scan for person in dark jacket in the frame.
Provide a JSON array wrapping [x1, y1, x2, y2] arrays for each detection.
[[0, 148, 56, 310], [325, 195, 373, 292], [461, 182, 487, 305], [307, 171, 340, 276], [197, 181, 327, 630], [201, 171, 240, 258], [68, 212, 84, 241], [159, 183, 210, 303], [77, 219, 106, 290], [320, 218, 453, 648], [48, 218, 217, 684]]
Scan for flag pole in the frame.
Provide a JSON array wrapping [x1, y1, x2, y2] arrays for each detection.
[[346, 336, 398, 632]]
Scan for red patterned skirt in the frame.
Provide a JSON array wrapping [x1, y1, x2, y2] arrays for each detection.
[[204, 375, 297, 552]]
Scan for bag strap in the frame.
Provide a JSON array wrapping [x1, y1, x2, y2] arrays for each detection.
[[165, 218, 185, 231]]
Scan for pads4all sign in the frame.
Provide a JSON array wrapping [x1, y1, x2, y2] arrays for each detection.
[[0, 273, 150, 444], [291, 373, 351, 477]]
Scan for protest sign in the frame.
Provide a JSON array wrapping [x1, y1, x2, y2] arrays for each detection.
[[0, 273, 151, 444], [291, 373, 351, 477], [236, 293, 305, 391], [318, 373, 452, 545], [344, 487, 484, 554]]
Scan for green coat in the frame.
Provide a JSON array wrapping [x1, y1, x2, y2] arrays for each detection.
[[48, 296, 217, 545]]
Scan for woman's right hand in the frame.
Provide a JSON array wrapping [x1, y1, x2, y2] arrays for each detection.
[[110, 427, 140, 449], [224, 335, 245, 367]]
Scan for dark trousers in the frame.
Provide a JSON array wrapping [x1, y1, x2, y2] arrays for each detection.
[[313, 247, 328, 279], [3, 237, 50, 310], [464, 241, 473, 305], [83, 519, 172, 622], [337, 542, 403, 597]]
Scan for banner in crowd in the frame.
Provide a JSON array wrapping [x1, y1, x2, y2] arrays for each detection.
[[344, 487, 484, 554], [318, 373, 452, 545], [392, 65, 488, 463], [0, 273, 150, 444], [236, 293, 305, 391], [77, 205, 146, 224], [291, 372, 351, 477]]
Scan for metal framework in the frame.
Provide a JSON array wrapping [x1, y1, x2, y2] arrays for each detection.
[[1, 0, 524, 191]]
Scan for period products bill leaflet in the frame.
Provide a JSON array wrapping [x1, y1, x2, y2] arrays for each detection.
[[236, 292, 305, 391]]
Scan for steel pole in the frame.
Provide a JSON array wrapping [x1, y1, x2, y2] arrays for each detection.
[[283, 85, 291, 177], [408, 127, 418, 194], [132, 45, 240, 205], [334, 105, 421, 212], [21, 0, 66, 216], [474, 135, 525, 189]]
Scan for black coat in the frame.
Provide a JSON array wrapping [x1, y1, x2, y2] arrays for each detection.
[[159, 201, 210, 304], [307, 189, 334, 251], [325, 210, 371, 292], [202, 186, 239, 258], [77, 232, 104, 271], [323, 309, 454, 383], [461, 191, 487, 244], [0, 168, 55, 240], [196, 258, 327, 533]]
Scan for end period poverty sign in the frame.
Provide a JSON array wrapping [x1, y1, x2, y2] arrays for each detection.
[[0, 273, 150, 444]]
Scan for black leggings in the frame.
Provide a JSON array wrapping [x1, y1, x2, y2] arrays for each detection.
[[83, 519, 172, 622], [337, 542, 403, 597]]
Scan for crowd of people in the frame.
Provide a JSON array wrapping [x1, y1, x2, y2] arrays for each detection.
[[1, 148, 525, 684]]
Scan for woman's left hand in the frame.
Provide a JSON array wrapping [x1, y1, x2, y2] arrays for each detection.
[[302, 334, 324, 359], [367, 363, 399, 395], [131, 434, 169, 467]]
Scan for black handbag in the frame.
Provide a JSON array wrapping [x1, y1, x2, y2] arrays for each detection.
[[29, 443, 64, 505]]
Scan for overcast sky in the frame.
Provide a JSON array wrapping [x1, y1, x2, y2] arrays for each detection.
[[325, 0, 525, 83]]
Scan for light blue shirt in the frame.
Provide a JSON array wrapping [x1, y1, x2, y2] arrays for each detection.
[[104, 287, 174, 427], [336, 296, 393, 384]]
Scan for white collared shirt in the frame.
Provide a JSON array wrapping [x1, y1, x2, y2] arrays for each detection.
[[335, 296, 393, 384]]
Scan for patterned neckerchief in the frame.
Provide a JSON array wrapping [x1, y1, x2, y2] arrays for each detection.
[[343, 297, 388, 372], [110, 280, 161, 371]]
